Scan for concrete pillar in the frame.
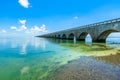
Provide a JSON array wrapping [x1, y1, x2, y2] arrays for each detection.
[[74, 36, 77, 43]]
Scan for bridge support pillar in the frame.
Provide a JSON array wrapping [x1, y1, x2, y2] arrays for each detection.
[[74, 36, 77, 43]]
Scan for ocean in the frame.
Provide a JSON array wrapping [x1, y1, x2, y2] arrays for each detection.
[[0, 37, 120, 80]]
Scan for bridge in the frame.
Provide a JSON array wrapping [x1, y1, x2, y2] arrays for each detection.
[[38, 18, 120, 42]]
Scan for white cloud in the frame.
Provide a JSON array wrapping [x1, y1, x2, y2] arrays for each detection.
[[19, 20, 26, 25], [11, 20, 27, 31], [11, 26, 17, 30], [19, 25, 27, 31], [74, 16, 78, 19], [30, 24, 47, 33], [11, 20, 48, 35], [18, 0, 30, 8], [11, 25, 27, 31], [2, 29, 7, 33], [1, 29, 7, 33]]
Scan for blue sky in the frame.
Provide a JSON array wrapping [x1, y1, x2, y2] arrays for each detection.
[[0, 0, 120, 37]]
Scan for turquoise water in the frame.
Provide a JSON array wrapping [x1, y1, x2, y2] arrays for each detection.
[[0, 37, 82, 80], [0, 37, 120, 80]]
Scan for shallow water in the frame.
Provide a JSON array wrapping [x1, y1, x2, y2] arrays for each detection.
[[0, 37, 120, 80]]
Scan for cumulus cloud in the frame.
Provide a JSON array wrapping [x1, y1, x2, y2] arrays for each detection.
[[19, 20, 26, 25], [0, 29, 7, 33], [11, 26, 17, 30], [10, 26, 27, 31], [74, 16, 78, 19], [31, 24, 47, 32], [18, 0, 30, 8], [26, 24, 47, 34], [19, 25, 27, 31], [10, 20, 27, 31], [11, 20, 48, 35]]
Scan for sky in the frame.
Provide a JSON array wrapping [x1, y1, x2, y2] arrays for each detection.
[[0, 0, 120, 37]]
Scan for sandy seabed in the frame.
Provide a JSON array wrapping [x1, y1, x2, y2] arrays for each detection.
[[47, 56, 120, 80]]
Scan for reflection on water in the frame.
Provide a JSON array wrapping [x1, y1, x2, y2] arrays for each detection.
[[31, 38, 47, 50], [0, 37, 120, 80], [0, 37, 82, 80], [0, 39, 7, 45]]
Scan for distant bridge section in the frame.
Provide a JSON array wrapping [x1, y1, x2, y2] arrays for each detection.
[[38, 18, 120, 42]]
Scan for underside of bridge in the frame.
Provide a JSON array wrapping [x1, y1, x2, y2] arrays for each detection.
[[44, 29, 120, 43], [62, 34, 67, 39], [68, 33, 74, 40], [54, 35, 57, 38], [96, 29, 119, 42], [57, 34, 61, 39], [78, 32, 88, 41]]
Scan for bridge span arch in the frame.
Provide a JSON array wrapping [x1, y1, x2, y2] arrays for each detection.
[[68, 33, 74, 40], [97, 29, 119, 42], [57, 34, 61, 39], [61, 34, 67, 39], [78, 32, 92, 41]]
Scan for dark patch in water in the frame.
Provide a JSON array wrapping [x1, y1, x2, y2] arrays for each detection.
[[43, 51, 56, 53], [54, 62, 61, 65], [67, 61, 73, 64], [42, 66, 49, 69]]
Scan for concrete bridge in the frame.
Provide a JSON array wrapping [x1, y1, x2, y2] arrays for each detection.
[[38, 18, 120, 42]]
